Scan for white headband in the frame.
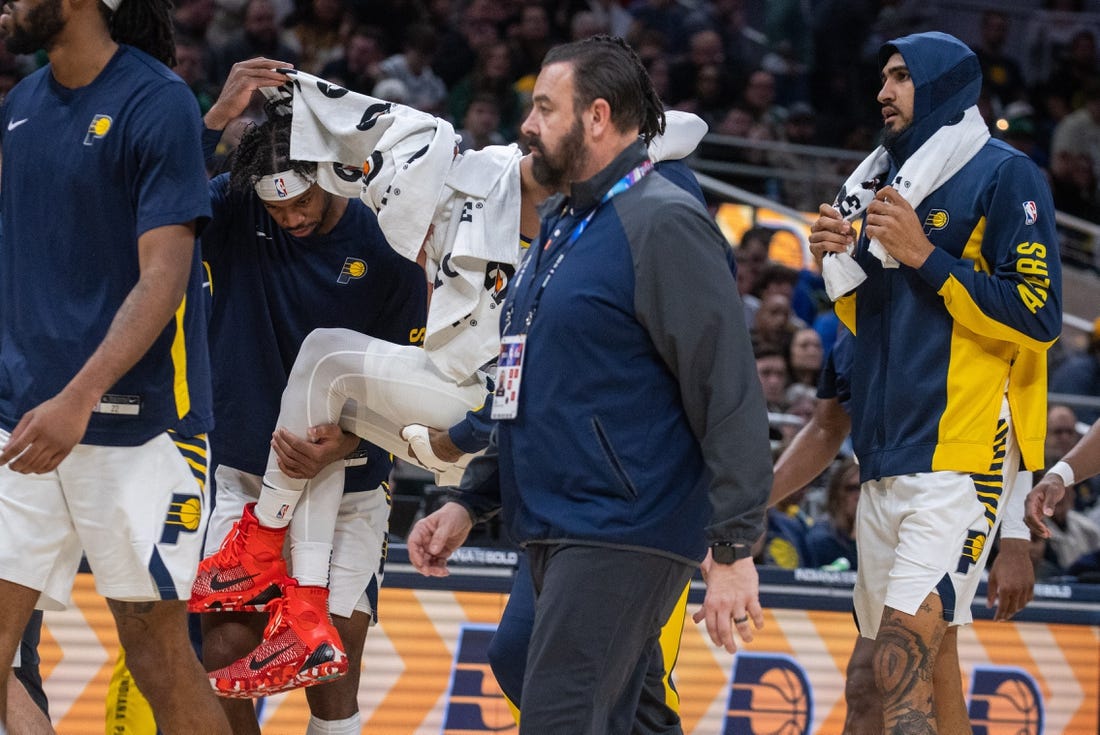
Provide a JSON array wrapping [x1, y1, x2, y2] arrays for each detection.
[[102, 0, 122, 10], [253, 170, 315, 202]]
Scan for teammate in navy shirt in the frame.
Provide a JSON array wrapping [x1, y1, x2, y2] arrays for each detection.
[[188, 60, 426, 732], [0, 1, 229, 732]]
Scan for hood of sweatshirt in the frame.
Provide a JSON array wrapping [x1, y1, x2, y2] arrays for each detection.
[[878, 31, 982, 165]]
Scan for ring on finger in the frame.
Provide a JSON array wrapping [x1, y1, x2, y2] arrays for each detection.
[[733, 615, 749, 625]]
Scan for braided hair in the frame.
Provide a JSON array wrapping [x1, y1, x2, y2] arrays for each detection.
[[542, 35, 665, 144], [102, 0, 177, 67], [229, 99, 318, 194]]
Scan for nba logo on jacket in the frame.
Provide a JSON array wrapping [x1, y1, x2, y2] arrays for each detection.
[[1022, 200, 1038, 225]]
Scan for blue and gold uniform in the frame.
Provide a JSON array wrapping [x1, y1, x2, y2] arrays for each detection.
[[0, 46, 211, 445], [837, 33, 1062, 481]]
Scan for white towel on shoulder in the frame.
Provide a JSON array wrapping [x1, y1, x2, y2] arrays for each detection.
[[273, 71, 710, 383], [275, 71, 519, 383], [823, 105, 990, 300], [421, 144, 524, 383], [282, 70, 457, 262], [648, 110, 708, 163]]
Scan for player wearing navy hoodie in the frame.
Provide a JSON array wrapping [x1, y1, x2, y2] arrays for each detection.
[[811, 32, 1060, 732]]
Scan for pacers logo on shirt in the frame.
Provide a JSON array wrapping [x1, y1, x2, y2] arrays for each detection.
[[159, 493, 202, 544], [442, 625, 516, 733], [338, 257, 367, 284], [83, 114, 113, 146], [724, 653, 812, 735], [923, 208, 950, 234], [968, 666, 1043, 735]]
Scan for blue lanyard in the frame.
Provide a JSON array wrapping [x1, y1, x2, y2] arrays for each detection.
[[504, 160, 653, 334]]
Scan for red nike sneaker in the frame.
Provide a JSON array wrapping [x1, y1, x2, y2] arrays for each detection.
[[189, 503, 288, 613], [208, 582, 348, 698]]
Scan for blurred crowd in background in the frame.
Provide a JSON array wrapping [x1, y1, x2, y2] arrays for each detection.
[[0, 0, 1097, 222], [5, 0, 1100, 580]]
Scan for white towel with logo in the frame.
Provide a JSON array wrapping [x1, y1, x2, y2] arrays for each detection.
[[276, 70, 519, 382], [281, 70, 457, 262], [276, 70, 708, 382], [823, 105, 990, 300], [420, 143, 524, 384]]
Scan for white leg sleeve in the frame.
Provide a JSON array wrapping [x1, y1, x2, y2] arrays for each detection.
[[305, 713, 362, 735], [288, 460, 344, 587], [265, 327, 485, 491]]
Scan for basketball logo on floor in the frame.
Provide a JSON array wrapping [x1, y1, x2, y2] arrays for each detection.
[[442, 625, 515, 733], [724, 652, 812, 735], [968, 666, 1043, 735]]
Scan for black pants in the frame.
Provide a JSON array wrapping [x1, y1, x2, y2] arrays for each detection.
[[520, 543, 694, 735], [489, 553, 686, 734]]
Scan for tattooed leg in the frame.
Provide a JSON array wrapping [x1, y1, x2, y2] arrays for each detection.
[[873, 596, 947, 735]]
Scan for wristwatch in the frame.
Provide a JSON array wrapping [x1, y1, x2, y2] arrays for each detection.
[[710, 542, 752, 564]]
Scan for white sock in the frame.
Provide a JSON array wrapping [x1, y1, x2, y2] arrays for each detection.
[[291, 541, 333, 588], [254, 483, 303, 529], [305, 713, 361, 735]]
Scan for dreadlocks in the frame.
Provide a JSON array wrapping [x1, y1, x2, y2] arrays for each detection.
[[542, 35, 666, 144], [102, 0, 176, 67], [229, 99, 318, 194]]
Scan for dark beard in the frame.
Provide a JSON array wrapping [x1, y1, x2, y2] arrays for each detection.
[[881, 118, 912, 148], [529, 116, 586, 189], [5, 0, 65, 56]]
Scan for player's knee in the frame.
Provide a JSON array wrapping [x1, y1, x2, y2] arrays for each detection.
[[294, 328, 362, 390], [332, 612, 369, 662], [199, 613, 263, 670], [115, 608, 191, 692], [298, 329, 350, 367], [110, 600, 186, 652]]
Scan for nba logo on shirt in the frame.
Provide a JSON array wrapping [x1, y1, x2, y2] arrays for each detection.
[[1022, 201, 1038, 225], [83, 114, 113, 146], [274, 177, 289, 198]]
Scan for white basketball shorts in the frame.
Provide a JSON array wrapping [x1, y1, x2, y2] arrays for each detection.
[[853, 403, 1019, 639], [0, 429, 210, 610]]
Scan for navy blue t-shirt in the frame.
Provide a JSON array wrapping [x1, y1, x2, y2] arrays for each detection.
[[0, 46, 211, 445], [173, 245, 215, 438]]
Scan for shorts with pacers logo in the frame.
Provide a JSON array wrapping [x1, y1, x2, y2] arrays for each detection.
[[204, 464, 388, 620], [0, 429, 210, 610], [853, 400, 1019, 639]]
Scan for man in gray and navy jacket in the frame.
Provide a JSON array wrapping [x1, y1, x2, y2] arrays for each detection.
[[408, 36, 772, 735]]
